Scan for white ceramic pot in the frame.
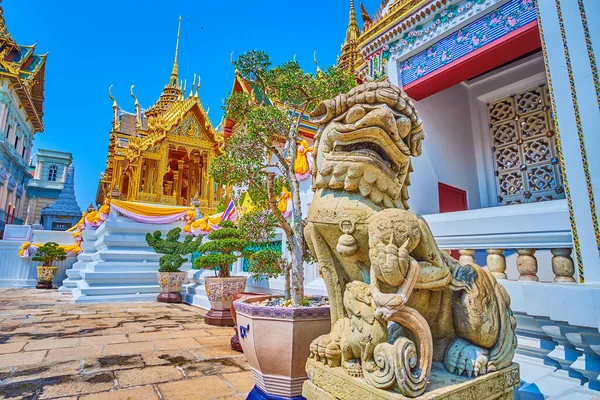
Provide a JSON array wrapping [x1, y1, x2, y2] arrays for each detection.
[[205, 276, 247, 326]]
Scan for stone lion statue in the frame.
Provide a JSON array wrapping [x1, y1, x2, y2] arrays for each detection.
[[305, 82, 517, 397]]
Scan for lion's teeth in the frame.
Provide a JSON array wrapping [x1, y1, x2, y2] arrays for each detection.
[[363, 168, 378, 184], [315, 174, 328, 188], [333, 164, 348, 177], [347, 165, 364, 178], [359, 181, 372, 197], [321, 164, 334, 176], [370, 187, 384, 204], [388, 183, 401, 199], [382, 194, 394, 208], [329, 174, 345, 189], [344, 177, 360, 191], [375, 175, 389, 192]]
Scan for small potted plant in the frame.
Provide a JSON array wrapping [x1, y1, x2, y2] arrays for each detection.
[[32, 242, 66, 289], [146, 227, 201, 303], [193, 221, 248, 326]]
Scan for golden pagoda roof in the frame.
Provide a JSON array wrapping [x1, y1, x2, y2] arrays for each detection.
[[106, 17, 222, 165], [145, 16, 183, 119], [0, 3, 47, 132]]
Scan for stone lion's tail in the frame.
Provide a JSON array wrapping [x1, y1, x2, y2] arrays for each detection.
[[364, 307, 432, 398], [486, 273, 518, 372]]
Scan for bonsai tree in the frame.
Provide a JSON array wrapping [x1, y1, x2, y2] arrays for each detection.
[[146, 227, 201, 272], [32, 242, 67, 266], [194, 221, 248, 278], [211, 50, 356, 304]]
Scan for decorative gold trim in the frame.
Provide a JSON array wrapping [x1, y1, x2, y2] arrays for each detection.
[[536, 3, 583, 282], [554, 0, 600, 259], [577, 0, 600, 109]]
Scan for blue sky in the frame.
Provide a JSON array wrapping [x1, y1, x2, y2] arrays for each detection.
[[5, 0, 381, 208]]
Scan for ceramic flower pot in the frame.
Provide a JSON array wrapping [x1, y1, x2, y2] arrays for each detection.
[[205, 276, 247, 326], [234, 295, 331, 399], [230, 292, 267, 352], [36, 266, 58, 289], [156, 271, 187, 303]]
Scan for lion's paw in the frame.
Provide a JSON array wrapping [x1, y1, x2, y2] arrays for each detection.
[[444, 339, 489, 377], [343, 360, 363, 377], [310, 333, 341, 367]]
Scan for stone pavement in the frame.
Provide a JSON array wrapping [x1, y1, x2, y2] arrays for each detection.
[[0, 289, 253, 400]]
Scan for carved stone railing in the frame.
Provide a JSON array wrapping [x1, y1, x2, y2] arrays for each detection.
[[423, 199, 575, 283]]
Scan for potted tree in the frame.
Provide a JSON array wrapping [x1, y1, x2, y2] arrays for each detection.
[[146, 227, 201, 303], [194, 221, 248, 326], [32, 242, 67, 289], [211, 51, 355, 399], [229, 210, 281, 352]]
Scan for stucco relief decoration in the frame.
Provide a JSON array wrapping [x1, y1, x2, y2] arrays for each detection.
[[172, 115, 209, 141], [304, 82, 517, 397], [363, 0, 535, 83]]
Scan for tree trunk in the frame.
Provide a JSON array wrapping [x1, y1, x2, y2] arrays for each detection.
[[284, 263, 291, 301], [290, 234, 304, 305]]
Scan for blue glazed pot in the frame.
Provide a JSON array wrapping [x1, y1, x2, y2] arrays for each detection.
[[247, 385, 305, 400]]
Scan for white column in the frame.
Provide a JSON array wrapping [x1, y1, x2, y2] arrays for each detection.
[[35, 161, 42, 179], [0, 104, 8, 133], [386, 57, 401, 88], [62, 164, 68, 182], [538, 0, 600, 282]]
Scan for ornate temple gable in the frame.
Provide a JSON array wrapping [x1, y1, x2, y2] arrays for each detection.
[[170, 113, 210, 143], [0, 5, 47, 132], [358, 0, 535, 83]]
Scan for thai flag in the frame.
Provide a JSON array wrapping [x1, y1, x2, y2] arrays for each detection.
[[221, 198, 237, 222]]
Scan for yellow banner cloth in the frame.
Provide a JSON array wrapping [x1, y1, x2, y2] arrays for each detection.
[[111, 200, 191, 217]]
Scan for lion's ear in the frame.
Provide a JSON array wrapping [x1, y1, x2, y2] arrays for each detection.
[[310, 100, 333, 124]]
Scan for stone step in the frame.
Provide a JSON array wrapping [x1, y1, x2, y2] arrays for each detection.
[[79, 271, 158, 285], [77, 283, 160, 296], [72, 291, 159, 303]]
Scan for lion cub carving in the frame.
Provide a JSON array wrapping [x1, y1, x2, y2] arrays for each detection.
[[305, 82, 517, 397]]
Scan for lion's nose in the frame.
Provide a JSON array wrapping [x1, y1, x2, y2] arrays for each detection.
[[355, 107, 400, 142]]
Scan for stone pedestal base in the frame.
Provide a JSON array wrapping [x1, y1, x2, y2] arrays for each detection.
[[157, 292, 182, 303], [36, 281, 53, 289], [205, 309, 234, 326], [304, 359, 519, 400]]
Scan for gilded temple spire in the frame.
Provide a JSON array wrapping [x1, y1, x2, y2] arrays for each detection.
[[338, 0, 362, 76], [345, 0, 360, 46], [168, 16, 182, 88]]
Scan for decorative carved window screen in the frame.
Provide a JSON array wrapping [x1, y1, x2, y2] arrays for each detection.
[[488, 84, 565, 206]]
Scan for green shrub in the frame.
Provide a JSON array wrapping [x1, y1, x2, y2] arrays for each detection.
[[146, 228, 202, 273], [31, 242, 67, 266], [193, 221, 247, 278]]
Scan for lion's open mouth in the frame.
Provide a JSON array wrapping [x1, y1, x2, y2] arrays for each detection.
[[332, 141, 399, 174]]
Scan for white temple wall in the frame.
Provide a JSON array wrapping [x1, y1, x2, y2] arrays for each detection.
[[409, 84, 480, 215]]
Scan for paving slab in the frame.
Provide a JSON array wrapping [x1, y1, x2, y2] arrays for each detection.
[[0, 288, 252, 399], [115, 365, 184, 387]]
